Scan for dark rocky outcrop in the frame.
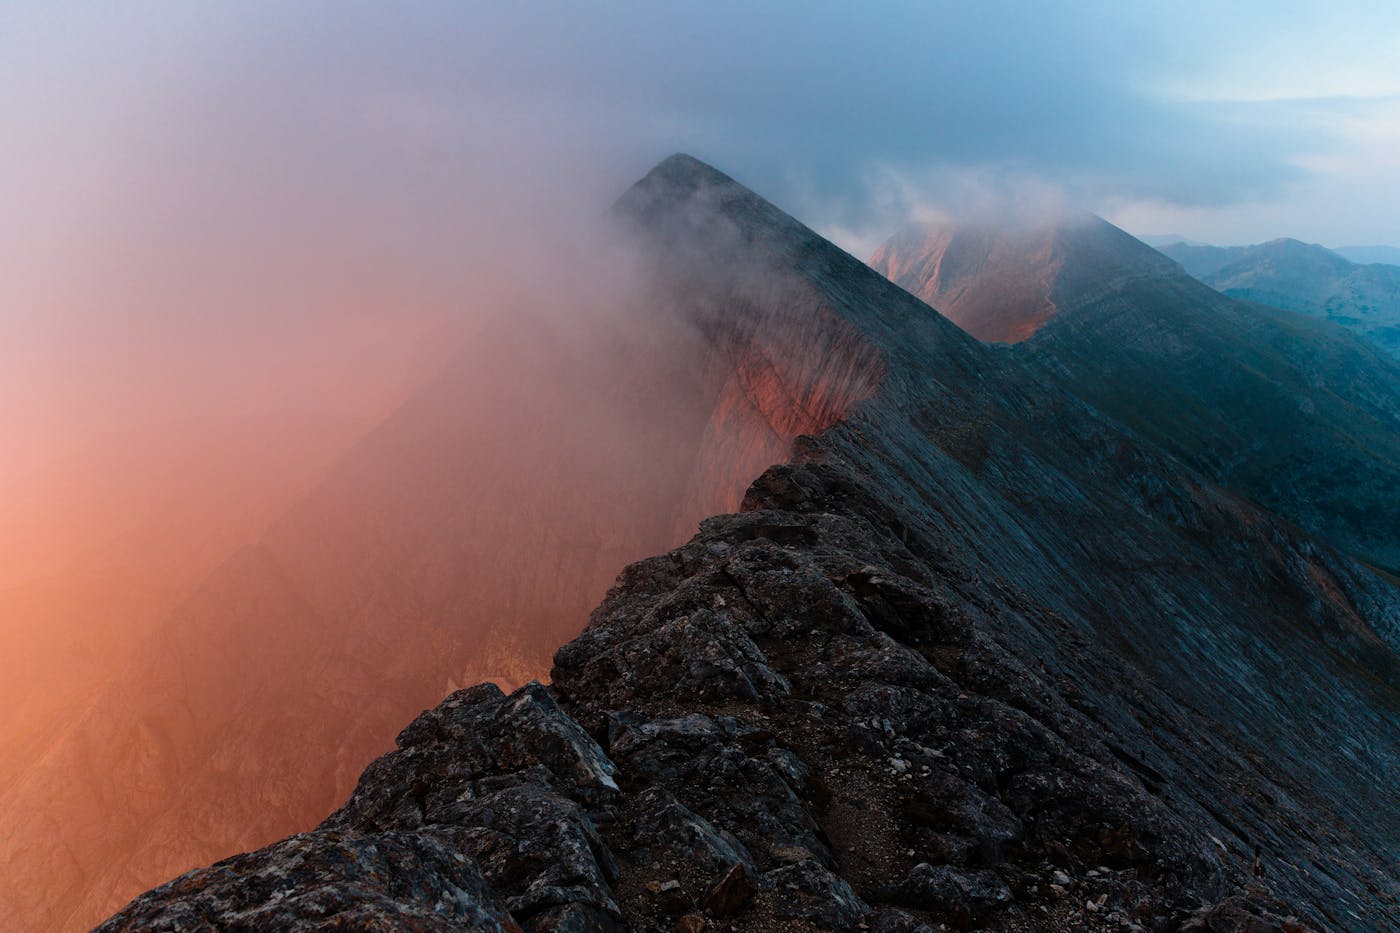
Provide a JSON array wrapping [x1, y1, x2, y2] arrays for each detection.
[[100, 156, 1400, 931], [100, 460, 1380, 931]]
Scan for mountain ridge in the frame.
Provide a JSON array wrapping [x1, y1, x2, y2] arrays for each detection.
[[1334, 244, 1400, 267], [99, 154, 1400, 931]]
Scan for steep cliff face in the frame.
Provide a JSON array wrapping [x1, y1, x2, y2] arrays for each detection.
[[0, 168, 883, 932], [101, 157, 1400, 931]]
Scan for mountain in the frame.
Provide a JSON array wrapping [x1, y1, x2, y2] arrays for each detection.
[[100, 156, 1400, 930], [1156, 238, 1400, 359], [1334, 244, 1400, 267], [873, 216, 1400, 574], [870, 214, 1180, 343], [0, 165, 886, 930]]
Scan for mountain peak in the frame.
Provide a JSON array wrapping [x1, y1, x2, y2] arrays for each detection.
[[1253, 237, 1349, 263], [645, 152, 735, 187], [616, 153, 750, 218], [612, 152, 805, 255], [870, 212, 1177, 342]]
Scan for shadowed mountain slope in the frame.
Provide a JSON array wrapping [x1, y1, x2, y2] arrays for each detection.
[[102, 156, 1400, 931], [1158, 237, 1400, 359], [873, 217, 1400, 573]]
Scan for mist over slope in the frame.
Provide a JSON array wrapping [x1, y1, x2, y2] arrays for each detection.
[[0, 163, 884, 931], [1155, 237, 1400, 359], [872, 216, 1400, 573], [0, 414, 363, 788], [102, 156, 1400, 931]]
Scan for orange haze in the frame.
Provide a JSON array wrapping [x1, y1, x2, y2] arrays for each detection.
[[0, 169, 884, 929]]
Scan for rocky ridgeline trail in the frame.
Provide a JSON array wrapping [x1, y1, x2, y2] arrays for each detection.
[[102, 460, 1317, 932]]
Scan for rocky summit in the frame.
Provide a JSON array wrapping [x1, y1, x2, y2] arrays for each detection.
[[99, 156, 1400, 931]]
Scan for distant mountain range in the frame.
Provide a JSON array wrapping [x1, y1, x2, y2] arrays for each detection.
[[1145, 235, 1400, 269], [0, 412, 361, 806], [1138, 233, 1212, 248], [1149, 236, 1400, 358]]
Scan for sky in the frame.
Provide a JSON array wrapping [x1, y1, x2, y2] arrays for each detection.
[[4, 0, 1400, 469]]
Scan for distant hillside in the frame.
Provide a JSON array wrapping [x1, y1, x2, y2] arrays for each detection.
[[1156, 238, 1400, 358], [1138, 233, 1210, 248]]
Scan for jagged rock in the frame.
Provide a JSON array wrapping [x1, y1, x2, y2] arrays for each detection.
[[701, 862, 754, 915], [765, 858, 872, 929], [94, 828, 520, 932], [328, 681, 620, 831], [630, 786, 757, 882], [870, 908, 939, 933], [884, 862, 1013, 924], [104, 682, 627, 932]]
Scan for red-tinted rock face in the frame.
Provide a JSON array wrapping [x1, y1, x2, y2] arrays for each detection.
[[871, 225, 1061, 343], [0, 172, 885, 931], [672, 289, 884, 525], [869, 214, 1178, 343]]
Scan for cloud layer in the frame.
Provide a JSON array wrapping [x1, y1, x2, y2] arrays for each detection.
[[4, 0, 1400, 468]]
